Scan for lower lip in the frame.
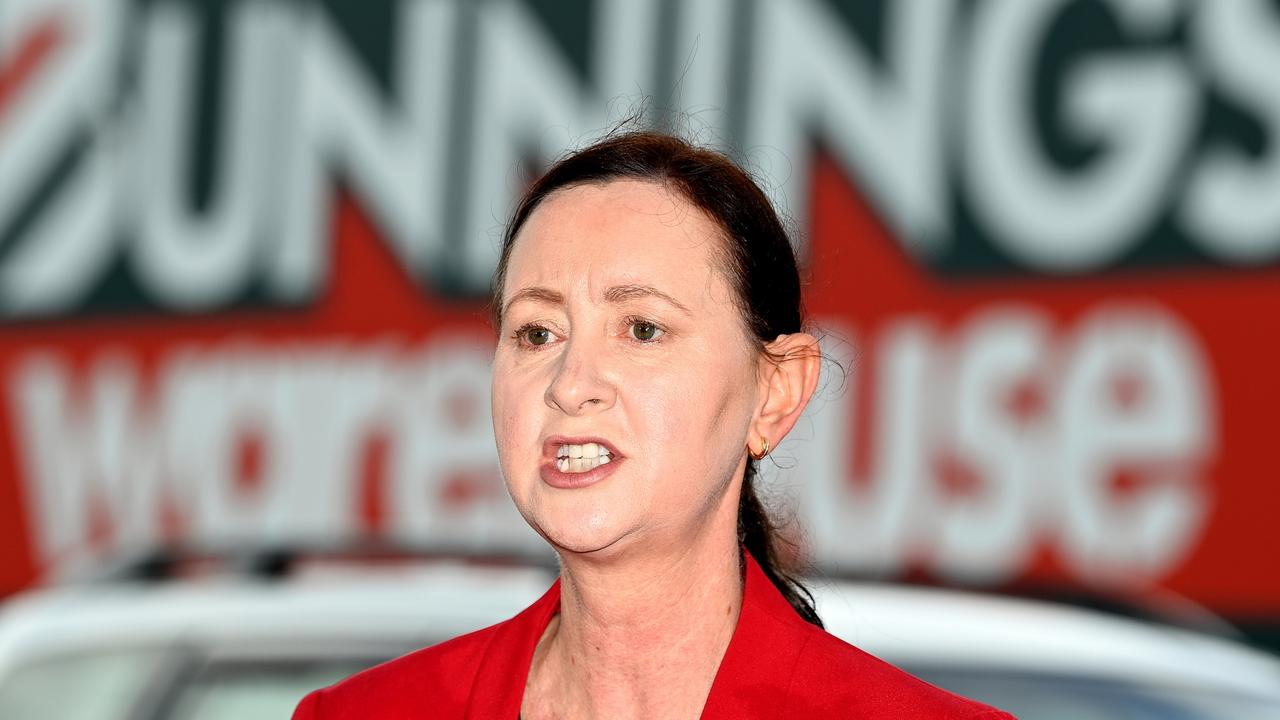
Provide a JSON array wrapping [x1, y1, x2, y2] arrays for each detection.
[[540, 457, 623, 489]]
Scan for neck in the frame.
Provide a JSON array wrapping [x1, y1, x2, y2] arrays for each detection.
[[525, 500, 744, 720]]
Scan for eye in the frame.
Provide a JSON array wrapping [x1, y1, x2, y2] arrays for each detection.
[[627, 318, 665, 343], [513, 323, 557, 348]]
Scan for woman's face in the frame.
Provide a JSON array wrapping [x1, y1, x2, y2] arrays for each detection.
[[492, 179, 760, 556]]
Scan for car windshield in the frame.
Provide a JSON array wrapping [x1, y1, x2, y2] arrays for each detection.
[[159, 660, 377, 720], [0, 649, 383, 720], [916, 667, 1280, 720], [0, 647, 174, 720]]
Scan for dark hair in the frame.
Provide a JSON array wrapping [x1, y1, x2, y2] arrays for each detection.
[[491, 130, 823, 628]]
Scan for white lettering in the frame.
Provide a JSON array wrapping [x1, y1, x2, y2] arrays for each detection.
[[271, 1, 457, 301], [387, 339, 529, 546], [964, 0, 1197, 270], [792, 305, 1211, 585], [132, 3, 285, 308], [1058, 306, 1213, 585], [747, 0, 954, 255], [462, 0, 661, 288], [1181, 0, 1280, 262], [934, 309, 1050, 582], [0, 0, 124, 315], [9, 354, 164, 576], [800, 321, 935, 570], [8, 338, 531, 577]]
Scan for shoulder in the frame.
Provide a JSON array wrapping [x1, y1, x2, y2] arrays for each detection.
[[292, 577, 561, 719], [290, 623, 500, 720], [725, 552, 1014, 718], [786, 625, 1014, 719]]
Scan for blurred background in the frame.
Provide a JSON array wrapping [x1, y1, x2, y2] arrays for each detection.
[[2, 0, 1280, 717]]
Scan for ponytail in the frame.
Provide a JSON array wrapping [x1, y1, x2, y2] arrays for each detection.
[[738, 460, 823, 628]]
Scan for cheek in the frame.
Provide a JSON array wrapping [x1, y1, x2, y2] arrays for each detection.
[[491, 355, 540, 472], [628, 353, 754, 488]]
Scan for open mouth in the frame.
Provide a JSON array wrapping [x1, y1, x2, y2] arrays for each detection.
[[555, 442, 614, 473]]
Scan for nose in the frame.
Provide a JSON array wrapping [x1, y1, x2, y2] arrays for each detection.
[[545, 335, 616, 415]]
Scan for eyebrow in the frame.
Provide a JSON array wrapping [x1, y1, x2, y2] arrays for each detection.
[[603, 284, 693, 315], [502, 287, 564, 319], [502, 283, 693, 318]]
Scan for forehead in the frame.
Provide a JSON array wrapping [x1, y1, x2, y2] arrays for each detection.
[[503, 179, 731, 306]]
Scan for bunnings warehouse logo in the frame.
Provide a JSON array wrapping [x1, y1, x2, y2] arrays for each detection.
[[2, 0, 1279, 320]]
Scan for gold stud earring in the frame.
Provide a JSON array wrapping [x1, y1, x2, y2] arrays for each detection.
[[749, 436, 770, 461]]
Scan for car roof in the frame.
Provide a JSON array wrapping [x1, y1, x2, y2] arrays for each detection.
[[1, 561, 1278, 699], [0, 562, 553, 672], [813, 579, 1280, 697]]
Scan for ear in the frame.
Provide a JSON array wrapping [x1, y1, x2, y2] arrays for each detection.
[[750, 333, 822, 457]]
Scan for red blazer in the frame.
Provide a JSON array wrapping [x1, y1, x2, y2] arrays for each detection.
[[293, 552, 1014, 719]]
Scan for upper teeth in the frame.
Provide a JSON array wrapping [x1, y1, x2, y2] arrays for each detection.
[[556, 443, 615, 473], [557, 443, 611, 460]]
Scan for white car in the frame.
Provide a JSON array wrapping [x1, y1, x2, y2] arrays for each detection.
[[815, 580, 1280, 719], [0, 552, 1277, 719]]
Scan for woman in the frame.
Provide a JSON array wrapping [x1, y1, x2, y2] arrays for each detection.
[[293, 132, 1014, 719]]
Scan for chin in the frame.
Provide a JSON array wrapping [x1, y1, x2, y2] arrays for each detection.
[[529, 500, 636, 557]]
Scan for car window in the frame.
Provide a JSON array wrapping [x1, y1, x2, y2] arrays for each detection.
[[0, 647, 174, 720], [161, 659, 381, 720], [915, 668, 1280, 720]]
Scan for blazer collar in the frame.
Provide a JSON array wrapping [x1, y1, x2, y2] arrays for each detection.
[[463, 548, 808, 719], [701, 550, 811, 716]]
